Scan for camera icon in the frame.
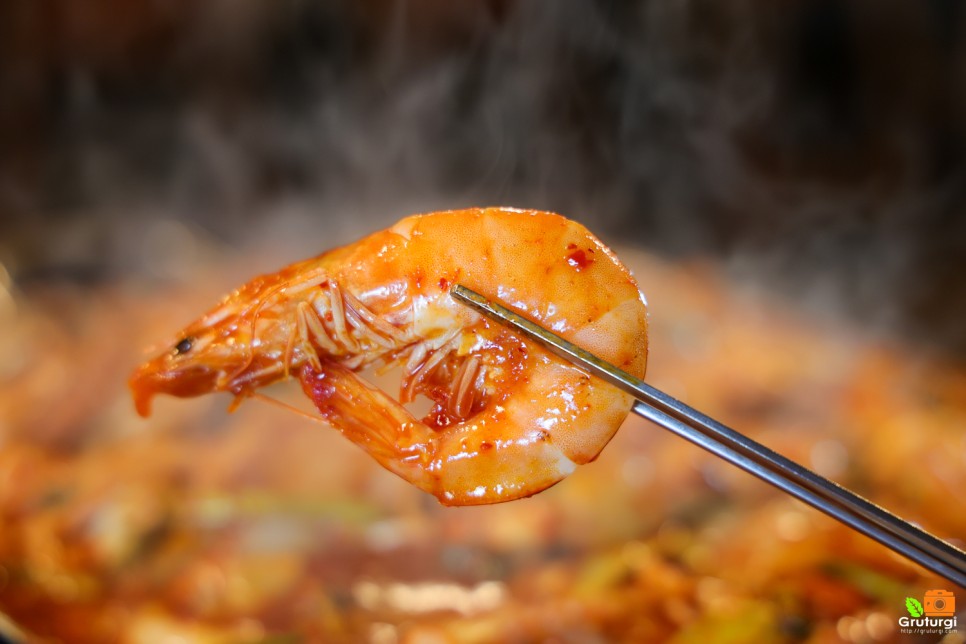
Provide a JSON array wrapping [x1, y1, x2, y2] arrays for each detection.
[[923, 589, 956, 617]]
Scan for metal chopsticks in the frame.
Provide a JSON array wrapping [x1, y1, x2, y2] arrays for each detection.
[[451, 284, 966, 589]]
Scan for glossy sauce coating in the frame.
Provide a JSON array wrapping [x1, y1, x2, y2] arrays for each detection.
[[130, 208, 648, 504]]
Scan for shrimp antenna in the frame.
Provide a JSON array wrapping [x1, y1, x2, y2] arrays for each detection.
[[249, 391, 328, 425]]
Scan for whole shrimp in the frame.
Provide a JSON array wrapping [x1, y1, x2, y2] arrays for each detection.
[[130, 208, 648, 505]]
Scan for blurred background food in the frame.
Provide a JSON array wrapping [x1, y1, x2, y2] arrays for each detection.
[[1, 1, 965, 642]]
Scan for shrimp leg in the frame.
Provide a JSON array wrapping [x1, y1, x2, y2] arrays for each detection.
[[298, 362, 437, 489]]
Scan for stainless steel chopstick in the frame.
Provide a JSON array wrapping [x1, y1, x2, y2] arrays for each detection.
[[451, 284, 966, 589]]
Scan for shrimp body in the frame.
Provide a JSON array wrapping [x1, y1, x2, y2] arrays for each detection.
[[130, 208, 648, 505]]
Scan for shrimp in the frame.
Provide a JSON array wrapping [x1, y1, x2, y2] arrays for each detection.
[[129, 208, 648, 505]]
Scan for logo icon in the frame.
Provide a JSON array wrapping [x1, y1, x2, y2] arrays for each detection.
[[924, 589, 956, 617], [905, 597, 924, 618], [899, 590, 958, 635]]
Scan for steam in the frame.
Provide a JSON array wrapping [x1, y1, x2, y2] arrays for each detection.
[[0, 0, 963, 356]]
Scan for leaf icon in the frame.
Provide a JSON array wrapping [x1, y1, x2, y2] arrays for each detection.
[[906, 597, 924, 618]]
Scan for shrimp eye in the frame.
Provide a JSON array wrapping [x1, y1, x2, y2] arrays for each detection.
[[173, 337, 194, 355]]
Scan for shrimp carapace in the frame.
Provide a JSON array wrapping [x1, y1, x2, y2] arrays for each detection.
[[129, 208, 648, 505]]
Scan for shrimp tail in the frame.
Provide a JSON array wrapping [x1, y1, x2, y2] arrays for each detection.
[[297, 362, 437, 490]]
